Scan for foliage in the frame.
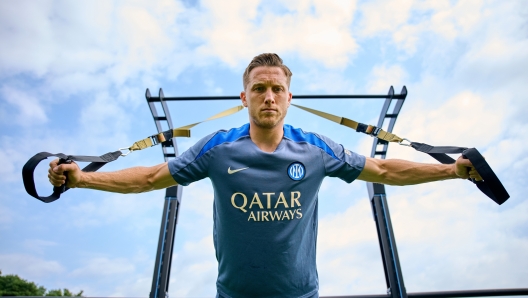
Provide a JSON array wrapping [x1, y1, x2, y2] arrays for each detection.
[[0, 271, 46, 296], [45, 288, 84, 296], [0, 270, 83, 296]]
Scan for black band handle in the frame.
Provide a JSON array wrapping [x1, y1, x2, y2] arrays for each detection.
[[22, 152, 68, 203], [52, 158, 72, 196], [22, 151, 122, 203], [410, 142, 509, 205], [462, 148, 509, 205]]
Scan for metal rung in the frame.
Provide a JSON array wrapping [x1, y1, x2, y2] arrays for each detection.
[[164, 153, 176, 158], [147, 97, 161, 102], [385, 114, 398, 118], [375, 151, 386, 155], [154, 116, 167, 121]]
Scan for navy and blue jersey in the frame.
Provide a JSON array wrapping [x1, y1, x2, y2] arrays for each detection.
[[169, 123, 365, 298]]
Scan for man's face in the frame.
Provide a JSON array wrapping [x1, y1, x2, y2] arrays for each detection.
[[241, 66, 292, 129]]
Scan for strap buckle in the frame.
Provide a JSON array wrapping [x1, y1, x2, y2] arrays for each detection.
[[370, 126, 382, 137], [398, 138, 412, 147], [119, 148, 132, 156]]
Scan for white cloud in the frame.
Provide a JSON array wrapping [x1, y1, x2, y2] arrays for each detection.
[[367, 64, 408, 94], [23, 239, 59, 255], [0, 0, 189, 97], [196, 0, 359, 69], [358, 0, 414, 36], [0, 203, 14, 226], [356, 0, 495, 56], [169, 235, 218, 297], [384, 181, 528, 291], [1, 86, 48, 126], [69, 256, 148, 297], [65, 191, 161, 229], [71, 257, 135, 277], [0, 253, 65, 280], [295, 68, 358, 94], [395, 90, 504, 150], [317, 198, 386, 295]]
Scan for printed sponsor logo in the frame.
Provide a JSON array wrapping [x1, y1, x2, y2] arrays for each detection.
[[230, 191, 303, 222], [287, 162, 305, 181]]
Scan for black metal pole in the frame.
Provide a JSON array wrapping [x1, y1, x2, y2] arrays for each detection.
[[148, 94, 407, 102], [147, 88, 184, 298], [366, 86, 408, 298], [323, 287, 528, 298]]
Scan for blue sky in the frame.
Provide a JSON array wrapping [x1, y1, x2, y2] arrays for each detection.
[[1, 0, 527, 297]]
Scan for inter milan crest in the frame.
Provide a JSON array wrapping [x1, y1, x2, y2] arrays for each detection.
[[287, 162, 305, 181]]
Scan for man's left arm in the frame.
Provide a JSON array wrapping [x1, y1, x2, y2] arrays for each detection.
[[357, 156, 483, 186]]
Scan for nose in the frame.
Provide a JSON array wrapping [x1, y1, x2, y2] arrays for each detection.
[[264, 88, 275, 104]]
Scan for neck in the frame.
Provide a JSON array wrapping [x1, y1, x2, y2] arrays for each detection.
[[249, 122, 284, 153]]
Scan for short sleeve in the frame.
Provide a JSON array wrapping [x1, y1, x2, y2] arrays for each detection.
[[168, 132, 215, 186], [317, 133, 366, 183]]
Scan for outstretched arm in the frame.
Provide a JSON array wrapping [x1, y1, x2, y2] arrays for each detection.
[[357, 156, 482, 186], [48, 159, 178, 194]]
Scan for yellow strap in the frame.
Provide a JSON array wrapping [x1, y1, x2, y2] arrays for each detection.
[[291, 104, 404, 143], [175, 105, 246, 131], [128, 105, 245, 152]]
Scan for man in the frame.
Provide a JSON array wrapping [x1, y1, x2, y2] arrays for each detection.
[[48, 53, 482, 298]]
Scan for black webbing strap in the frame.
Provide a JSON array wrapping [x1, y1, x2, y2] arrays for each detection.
[[22, 151, 122, 203], [22, 105, 245, 203], [410, 142, 509, 205], [291, 103, 510, 205]]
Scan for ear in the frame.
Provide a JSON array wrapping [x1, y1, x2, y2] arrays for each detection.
[[288, 91, 292, 106], [240, 91, 248, 107]]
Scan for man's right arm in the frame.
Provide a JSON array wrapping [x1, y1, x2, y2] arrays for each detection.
[[48, 159, 178, 194]]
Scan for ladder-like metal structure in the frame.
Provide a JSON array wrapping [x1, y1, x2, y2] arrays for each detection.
[[145, 86, 528, 298], [146, 89, 183, 298], [367, 86, 408, 298]]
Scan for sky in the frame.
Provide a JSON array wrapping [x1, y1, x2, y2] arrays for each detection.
[[1, 0, 527, 297]]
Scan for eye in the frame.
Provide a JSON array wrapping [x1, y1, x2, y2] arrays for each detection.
[[253, 86, 264, 92], [273, 86, 284, 92]]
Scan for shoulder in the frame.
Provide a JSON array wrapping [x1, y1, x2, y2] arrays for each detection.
[[194, 123, 250, 158], [283, 124, 341, 158], [283, 124, 335, 143]]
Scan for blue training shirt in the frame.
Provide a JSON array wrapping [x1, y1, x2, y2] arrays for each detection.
[[169, 123, 366, 298]]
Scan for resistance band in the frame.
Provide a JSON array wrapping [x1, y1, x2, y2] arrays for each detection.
[[291, 104, 509, 205], [22, 105, 245, 203], [23, 103, 509, 205]]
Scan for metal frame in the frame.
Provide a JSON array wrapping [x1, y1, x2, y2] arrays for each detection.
[[146, 89, 184, 298], [144, 87, 528, 298], [367, 86, 408, 298]]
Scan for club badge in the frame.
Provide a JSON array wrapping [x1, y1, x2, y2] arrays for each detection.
[[287, 162, 305, 181]]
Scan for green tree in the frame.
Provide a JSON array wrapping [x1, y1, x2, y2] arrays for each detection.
[[45, 288, 83, 296], [0, 271, 46, 296], [0, 270, 83, 296]]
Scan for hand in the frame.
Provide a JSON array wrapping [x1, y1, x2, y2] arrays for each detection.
[[48, 159, 83, 188], [454, 156, 483, 181]]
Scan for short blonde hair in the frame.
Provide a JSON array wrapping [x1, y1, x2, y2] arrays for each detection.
[[243, 53, 292, 90]]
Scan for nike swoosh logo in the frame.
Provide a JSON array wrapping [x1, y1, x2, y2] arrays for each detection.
[[228, 167, 249, 174]]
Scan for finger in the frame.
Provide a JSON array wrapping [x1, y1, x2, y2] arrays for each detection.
[[48, 166, 65, 180], [469, 169, 483, 181], [52, 162, 78, 175], [470, 173, 483, 181], [49, 158, 60, 168], [457, 157, 474, 167], [48, 171, 66, 186]]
